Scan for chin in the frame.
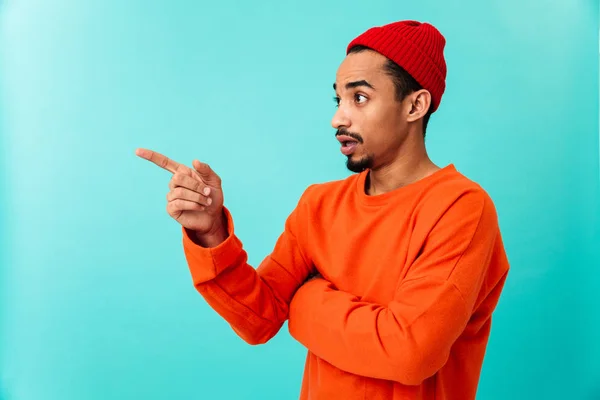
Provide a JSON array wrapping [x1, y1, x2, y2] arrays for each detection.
[[346, 154, 373, 173]]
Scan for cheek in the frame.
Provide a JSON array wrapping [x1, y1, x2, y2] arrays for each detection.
[[363, 106, 401, 137], [381, 106, 407, 135], [357, 106, 406, 151]]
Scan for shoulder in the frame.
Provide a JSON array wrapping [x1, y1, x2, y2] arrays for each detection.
[[417, 166, 500, 228]]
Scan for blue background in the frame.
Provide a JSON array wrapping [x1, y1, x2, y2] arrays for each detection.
[[1, 1, 599, 399]]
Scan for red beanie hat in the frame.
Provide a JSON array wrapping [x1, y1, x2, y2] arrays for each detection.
[[346, 20, 447, 113]]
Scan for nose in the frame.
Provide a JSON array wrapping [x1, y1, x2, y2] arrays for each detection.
[[331, 104, 351, 130]]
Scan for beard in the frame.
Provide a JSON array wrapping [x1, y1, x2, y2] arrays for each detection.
[[346, 153, 374, 173], [336, 128, 372, 173]]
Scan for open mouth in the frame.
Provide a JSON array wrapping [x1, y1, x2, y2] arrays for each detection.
[[337, 135, 360, 156], [341, 141, 358, 154]]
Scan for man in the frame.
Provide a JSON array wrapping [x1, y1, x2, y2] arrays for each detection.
[[137, 20, 509, 400]]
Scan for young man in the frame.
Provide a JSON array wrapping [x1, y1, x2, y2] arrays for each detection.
[[137, 20, 510, 400]]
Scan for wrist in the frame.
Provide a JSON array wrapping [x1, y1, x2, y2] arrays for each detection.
[[194, 211, 228, 248]]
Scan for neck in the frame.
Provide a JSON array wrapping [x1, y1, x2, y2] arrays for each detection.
[[366, 131, 440, 196]]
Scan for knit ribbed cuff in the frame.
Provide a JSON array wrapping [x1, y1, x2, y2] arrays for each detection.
[[181, 206, 244, 285]]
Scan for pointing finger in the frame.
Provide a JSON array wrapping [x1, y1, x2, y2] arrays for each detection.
[[136, 148, 181, 174]]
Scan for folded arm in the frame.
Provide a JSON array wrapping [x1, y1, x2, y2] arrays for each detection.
[[288, 190, 506, 384], [183, 189, 316, 345]]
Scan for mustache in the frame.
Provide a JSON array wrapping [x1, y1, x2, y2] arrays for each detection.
[[335, 128, 364, 144]]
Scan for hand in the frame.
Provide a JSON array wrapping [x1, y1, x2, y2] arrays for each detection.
[[135, 148, 226, 241]]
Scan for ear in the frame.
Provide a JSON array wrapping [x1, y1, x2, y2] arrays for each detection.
[[406, 89, 432, 122]]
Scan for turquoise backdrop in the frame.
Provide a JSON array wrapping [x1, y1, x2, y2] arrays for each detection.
[[1, 1, 599, 399]]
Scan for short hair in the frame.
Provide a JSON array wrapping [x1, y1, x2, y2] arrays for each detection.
[[348, 45, 433, 137]]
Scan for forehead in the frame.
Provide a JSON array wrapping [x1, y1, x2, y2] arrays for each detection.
[[335, 49, 389, 88]]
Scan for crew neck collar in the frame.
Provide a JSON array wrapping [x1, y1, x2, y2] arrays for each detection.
[[355, 164, 457, 206]]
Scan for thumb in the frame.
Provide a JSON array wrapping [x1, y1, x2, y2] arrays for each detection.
[[192, 160, 221, 187]]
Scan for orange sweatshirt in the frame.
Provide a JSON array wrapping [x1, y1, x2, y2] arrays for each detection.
[[182, 164, 510, 400]]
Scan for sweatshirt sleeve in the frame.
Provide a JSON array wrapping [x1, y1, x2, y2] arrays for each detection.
[[287, 190, 504, 385], [182, 188, 316, 345]]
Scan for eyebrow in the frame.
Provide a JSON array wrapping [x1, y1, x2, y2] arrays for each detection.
[[333, 80, 375, 91]]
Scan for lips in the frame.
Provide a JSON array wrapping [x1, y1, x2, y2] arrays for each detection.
[[341, 142, 358, 155], [336, 135, 359, 156]]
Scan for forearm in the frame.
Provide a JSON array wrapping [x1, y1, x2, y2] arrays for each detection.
[[182, 208, 314, 345], [288, 278, 468, 385], [195, 261, 292, 345]]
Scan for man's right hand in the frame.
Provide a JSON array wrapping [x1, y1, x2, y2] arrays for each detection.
[[135, 148, 227, 247]]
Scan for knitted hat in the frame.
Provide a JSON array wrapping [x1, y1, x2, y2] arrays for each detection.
[[346, 20, 447, 113]]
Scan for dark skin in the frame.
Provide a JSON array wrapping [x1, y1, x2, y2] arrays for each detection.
[[332, 49, 441, 195]]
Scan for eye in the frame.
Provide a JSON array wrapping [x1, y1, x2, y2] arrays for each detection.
[[355, 93, 367, 104], [333, 96, 340, 107]]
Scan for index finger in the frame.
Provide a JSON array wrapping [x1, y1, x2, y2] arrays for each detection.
[[135, 148, 181, 174]]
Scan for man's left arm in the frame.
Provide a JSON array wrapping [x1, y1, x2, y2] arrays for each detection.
[[287, 190, 508, 385]]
